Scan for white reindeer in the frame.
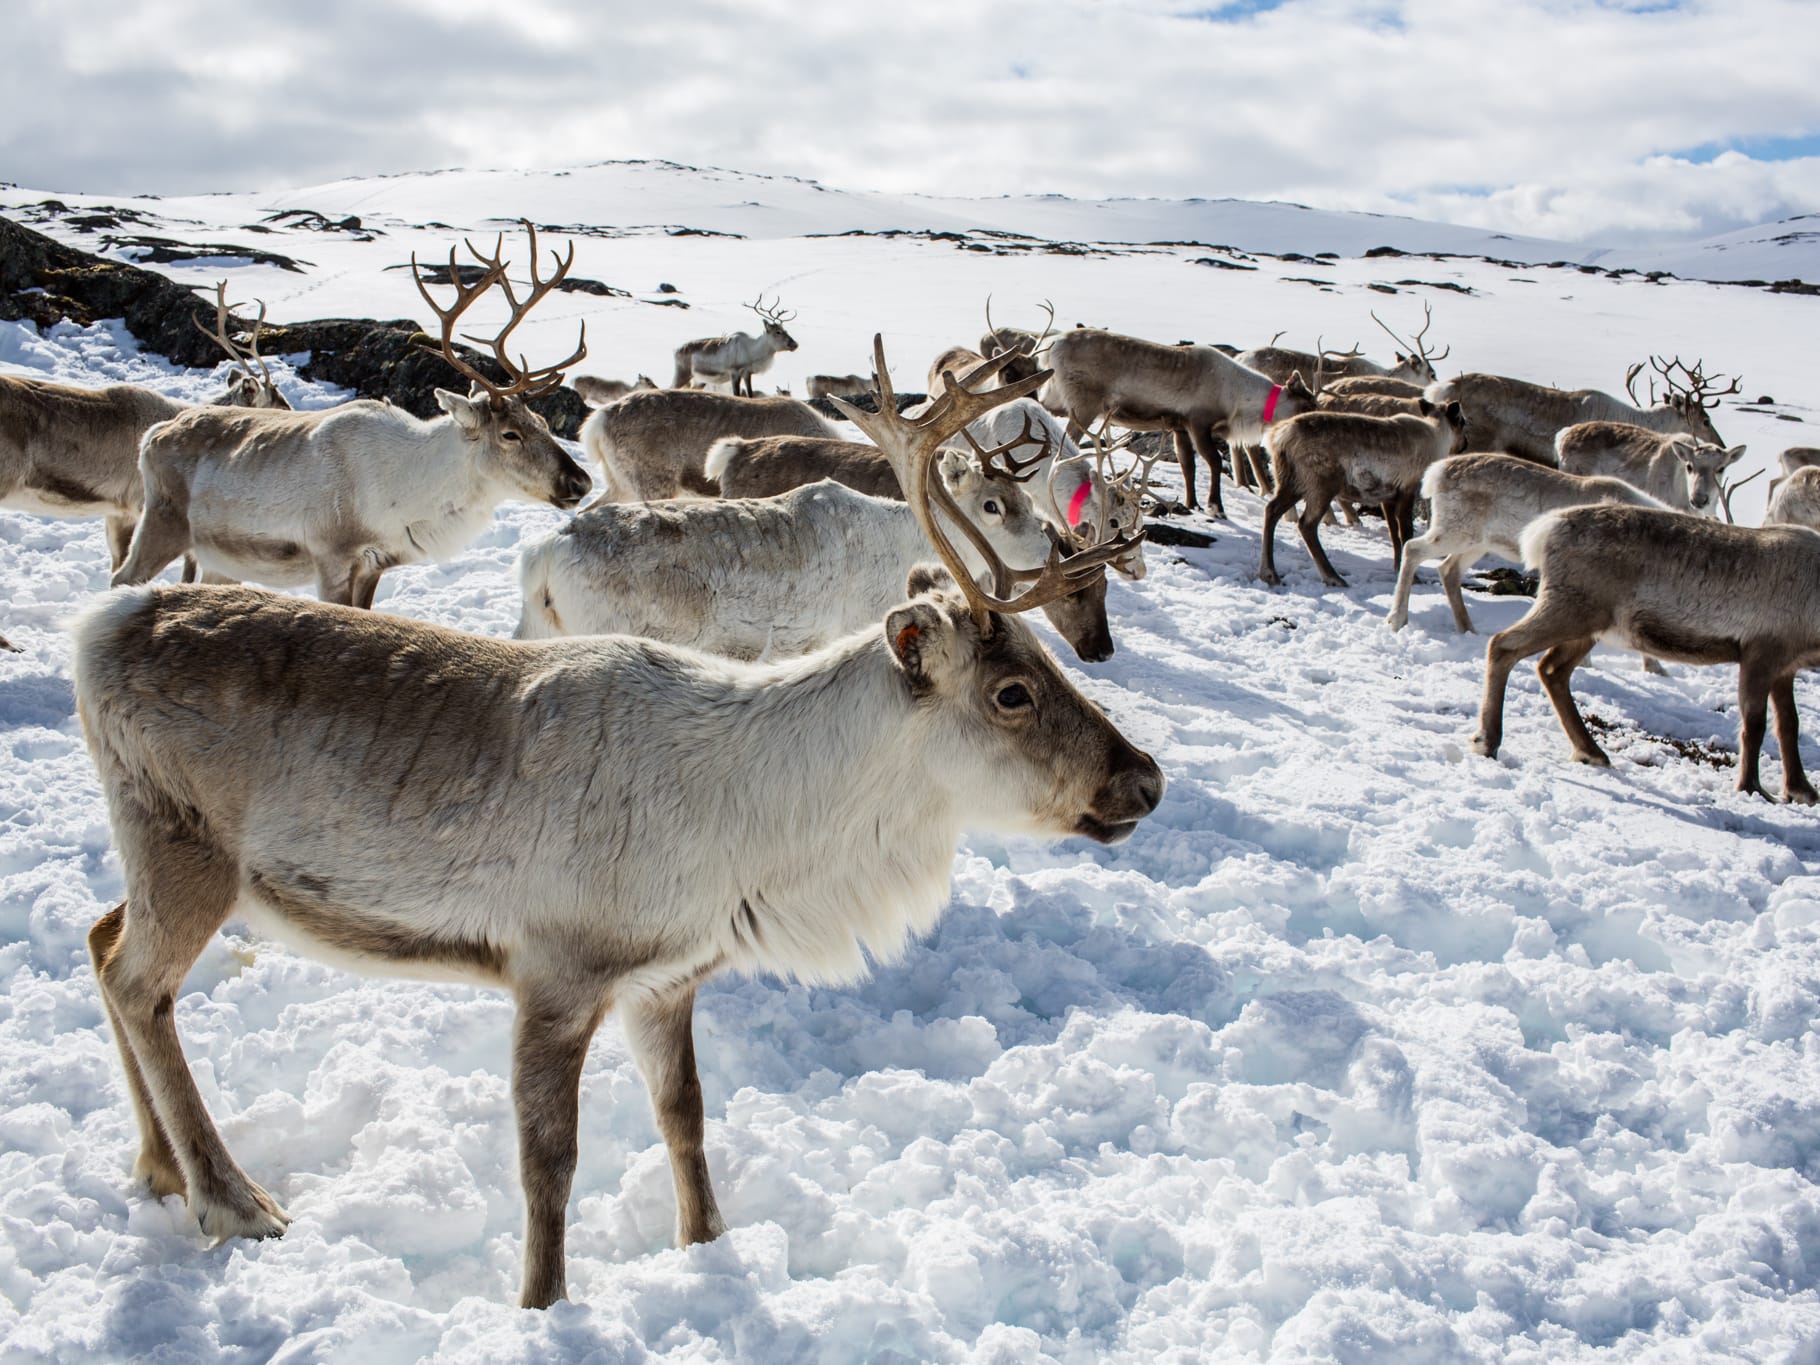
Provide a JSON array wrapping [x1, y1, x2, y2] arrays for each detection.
[[1386, 452, 1669, 633], [1555, 422, 1746, 516], [71, 339, 1161, 1312], [111, 223, 591, 607], [673, 295, 799, 395]]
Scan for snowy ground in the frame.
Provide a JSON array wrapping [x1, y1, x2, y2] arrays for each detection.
[[2, 169, 1819, 1363]]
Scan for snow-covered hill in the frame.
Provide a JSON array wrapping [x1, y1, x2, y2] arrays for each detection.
[[2, 164, 1819, 1362]]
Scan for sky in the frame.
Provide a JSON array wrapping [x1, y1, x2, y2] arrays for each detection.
[[4, 0, 1818, 246]]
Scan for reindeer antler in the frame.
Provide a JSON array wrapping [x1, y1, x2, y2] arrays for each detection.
[[411, 219, 587, 402], [1650, 354, 1742, 409], [831, 337, 1140, 626], [1371, 300, 1448, 365], [750, 293, 796, 325], [958, 410, 1051, 483], [193, 281, 278, 391]]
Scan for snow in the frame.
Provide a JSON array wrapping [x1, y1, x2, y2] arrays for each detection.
[[3, 165, 1820, 1362]]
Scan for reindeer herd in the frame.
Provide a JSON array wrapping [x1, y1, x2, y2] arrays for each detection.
[[3, 218, 1815, 1308]]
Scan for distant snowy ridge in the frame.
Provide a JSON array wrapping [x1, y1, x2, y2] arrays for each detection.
[[7, 159, 1819, 285]]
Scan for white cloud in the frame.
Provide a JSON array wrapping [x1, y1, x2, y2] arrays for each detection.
[[4, 0, 1818, 244]]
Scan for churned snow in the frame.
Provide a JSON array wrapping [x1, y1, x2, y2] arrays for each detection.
[[1, 166, 1818, 1363]]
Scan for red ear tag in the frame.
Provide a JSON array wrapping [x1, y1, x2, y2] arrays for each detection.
[[894, 623, 921, 657], [1067, 479, 1093, 528], [1261, 384, 1283, 425]]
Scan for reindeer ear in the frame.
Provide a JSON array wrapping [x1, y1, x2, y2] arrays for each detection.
[[1724, 444, 1748, 466], [1419, 397, 1436, 415], [1445, 401, 1463, 423], [436, 388, 487, 431], [885, 596, 959, 691], [906, 563, 955, 597]]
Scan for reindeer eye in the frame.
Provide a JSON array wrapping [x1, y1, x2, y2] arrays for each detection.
[[983, 500, 1001, 516], [995, 682, 1033, 711], [503, 429, 523, 442]]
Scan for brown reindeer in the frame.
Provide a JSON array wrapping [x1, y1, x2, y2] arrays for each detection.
[[1473, 504, 1820, 803]]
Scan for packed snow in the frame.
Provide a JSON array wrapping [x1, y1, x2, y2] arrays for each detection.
[[2, 165, 1819, 1363]]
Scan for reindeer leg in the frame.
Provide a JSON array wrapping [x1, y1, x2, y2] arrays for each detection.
[[1172, 427, 1198, 510], [1189, 423, 1226, 518], [621, 982, 727, 1251], [111, 496, 192, 589], [1388, 527, 1442, 631], [1258, 487, 1295, 586], [88, 904, 185, 1199], [1439, 553, 1474, 634], [512, 977, 610, 1310], [1771, 673, 1817, 804], [104, 514, 137, 573], [99, 821, 288, 1241], [314, 561, 359, 608], [1474, 594, 1603, 761], [1536, 638, 1604, 764], [350, 561, 387, 611], [1295, 497, 1348, 588], [1736, 655, 1776, 801]]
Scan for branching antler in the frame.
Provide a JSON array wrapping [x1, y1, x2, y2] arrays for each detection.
[[1720, 466, 1764, 524], [983, 297, 1058, 361], [750, 293, 796, 325], [193, 281, 278, 392], [411, 219, 587, 402], [1371, 300, 1449, 365], [959, 410, 1050, 482], [1649, 354, 1742, 410], [831, 337, 1141, 625]]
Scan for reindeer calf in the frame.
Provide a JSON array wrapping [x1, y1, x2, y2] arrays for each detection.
[[1386, 453, 1668, 633], [1474, 505, 1820, 803], [1555, 422, 1745, 516], [1258, 401, 1467, 587]]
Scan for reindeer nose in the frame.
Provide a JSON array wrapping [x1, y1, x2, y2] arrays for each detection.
[[555, 469, 592, 508], [1106, 748, 1164, 817], [1131, 756, 1165, 815]]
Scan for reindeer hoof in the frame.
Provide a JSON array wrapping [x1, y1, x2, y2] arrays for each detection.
[[134, 1150, 187, 1201], [1385, 613, 1407, 632], [1258, 570, 1282, 587], [1572, 749, 1611, 768], [1469, 734, 1497, 758], [1786, 785, 1819, 806], [194, 1180, 290, 1244], [1321, 575, 1349, 589]]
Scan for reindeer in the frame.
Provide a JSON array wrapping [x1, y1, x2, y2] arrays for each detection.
[[1768, 447, 1820, 501], [570, 374, 656, 406], [672, 295, 798, 395], [585, 389, 839, 501], [193, 281, 294, 412], [0, 631, 17, 653], [978, 299, 1055, 388], [1257, 400, 1468, 587], [1041, 329, 1316, 517], [1765, 466, 1820, 531], [806, 373, 871, 401], [112, 222, 590, 607], [521, 431, 1123, 661], [72, 338, 1161, 1311], [1471, 505, 1820, 803], [1555, 422, 1746, 516], [1323, 375, 1426, 400], [1386, 453, 1670, 633], [706, 401, 1148, 582], [1428, 356, 1738, 465], [0, 283, 294, 575], [1236, 304, 1448, 395]]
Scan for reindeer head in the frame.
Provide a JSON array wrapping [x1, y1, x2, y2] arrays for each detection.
[[414, 221, 592, 510], [750, 295, 799, 352], [1629, 355, 1741, 448], [883, 565, 1163, 843], [834, 336, 1146, 671], [1671, 438, 1748, 516], [196, 281, 293, 410], [1419, 397, 1470, 453]]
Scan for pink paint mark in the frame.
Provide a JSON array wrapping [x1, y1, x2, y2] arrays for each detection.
[[1067, 479, 1093, 527], [1261, 384, 1284, 425]]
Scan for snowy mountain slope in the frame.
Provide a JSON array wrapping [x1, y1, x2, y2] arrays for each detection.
[[2, 166, 1819, 1362]]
